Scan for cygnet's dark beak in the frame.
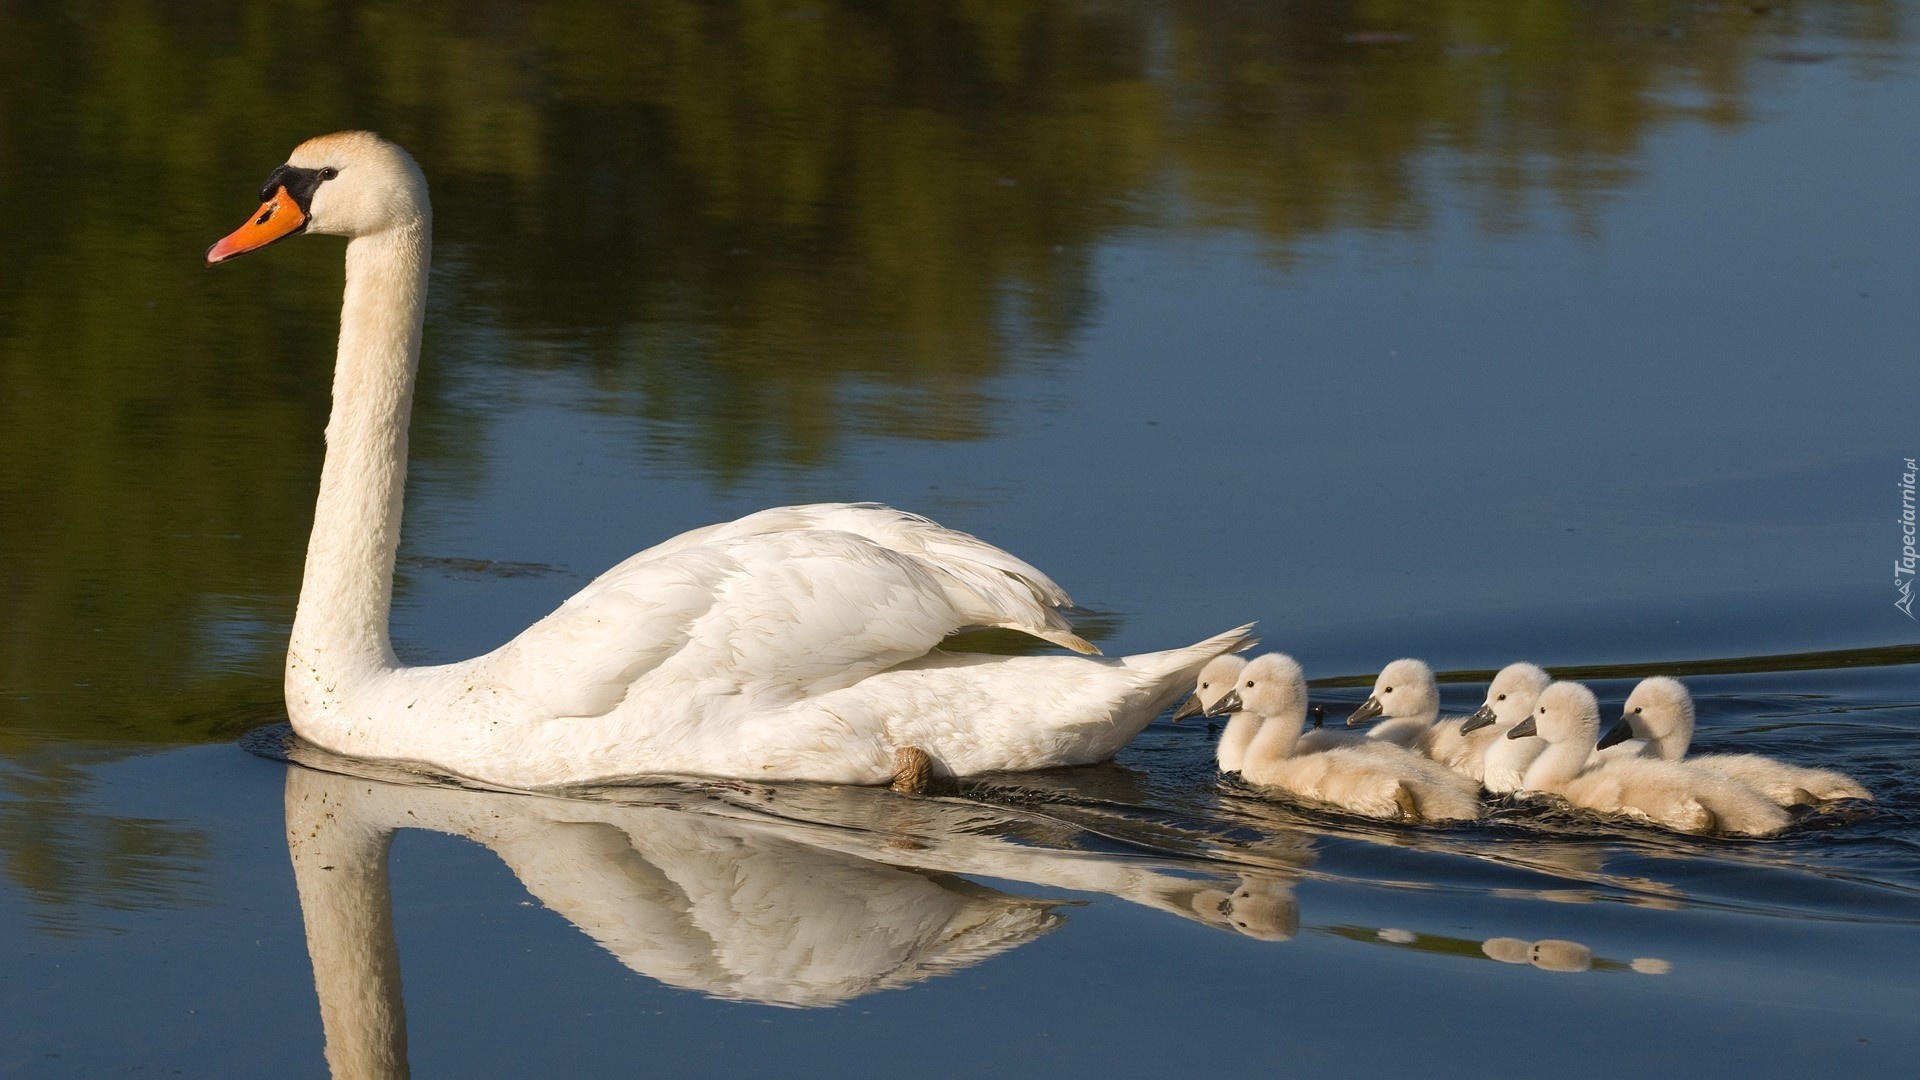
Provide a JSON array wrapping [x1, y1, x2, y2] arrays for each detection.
[[1212, 689, 1244, 715], [1596, 717, 1635, 750], [1507, 716, 1539, 740], [1171, 694, 1204, 722], [1346, 696, 1384, 727], [1459, 703, 1497, 734]]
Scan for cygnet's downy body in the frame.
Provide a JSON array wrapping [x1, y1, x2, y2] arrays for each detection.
[[1459, 662, 1554, 792], [1346, 658, 1444, 750], [1607, 677, 1871, 806], [1239, 655, 1480, 823], [1172, 655, 1256, 773], [1513, 682, 1789, 837]]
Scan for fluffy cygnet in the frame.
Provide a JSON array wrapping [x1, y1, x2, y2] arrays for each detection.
[[1460, 662, 1554, 792], [1607, 677, 1871, 806], [1172, 655, 1257, 773], [1512, 682, 1789, 837], [1346, 658, 1442, 750], [1239, 655, 1480, 823]]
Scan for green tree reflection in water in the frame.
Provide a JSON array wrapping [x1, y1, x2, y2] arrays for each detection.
[[0, 1, 1904, 919]]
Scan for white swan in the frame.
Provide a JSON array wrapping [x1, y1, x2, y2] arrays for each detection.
[[1458, 661, 1553, 791], [208, 131, 1254, 788], [1237, 655, 1481, 822], [1511, 682, 1789, 837], [1606, 677, 1870, 806], [1344, 658, 1443, 750]]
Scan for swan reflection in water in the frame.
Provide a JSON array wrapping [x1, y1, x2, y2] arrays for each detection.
[[283, 750, 1308, 1077]]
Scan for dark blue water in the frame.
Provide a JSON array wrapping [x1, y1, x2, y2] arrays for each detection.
[[2, 3, 1916, 1077]]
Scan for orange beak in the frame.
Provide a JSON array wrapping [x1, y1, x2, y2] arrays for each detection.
[[206, 186, 307, 266]]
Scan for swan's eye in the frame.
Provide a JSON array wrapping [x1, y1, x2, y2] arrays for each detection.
[[1383, 687, 1392, 694], [1245, 680, 1254, 688], [319, 167, 339, 181], [1497, 694, 1507, 701], [1201, 682, 1209, 690], [1633, 707, 1643, 714]]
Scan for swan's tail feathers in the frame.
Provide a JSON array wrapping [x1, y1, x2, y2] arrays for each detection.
[[1126, 623, 1260, 716], [1178, 623, 1261, 664]]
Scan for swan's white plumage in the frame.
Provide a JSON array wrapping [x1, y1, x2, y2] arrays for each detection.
[[1621, 677, 1870, 805], [1238, 655, 1480, 823], [231, 131, 1252, 789], [1515, 682, 1789, 837]]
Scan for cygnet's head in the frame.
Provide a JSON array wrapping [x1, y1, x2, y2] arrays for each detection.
[[1507, 680, 1600, 748], [208, 131, 430, 264], [1529, 939, 1595, 973], [1238, 653, 1308, 721], [1461, 661, 1552, 733], [1347, 658, 1437, 727], [1608, 676, 1695, 754], [1171, 654, 1249, 721]]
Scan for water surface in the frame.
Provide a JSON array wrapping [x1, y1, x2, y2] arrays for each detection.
[[1, 2, 1916, 1076]]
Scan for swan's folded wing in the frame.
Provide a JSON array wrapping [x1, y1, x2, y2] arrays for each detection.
[[501, 531, 970, 719], [609, 502, 1093, 653]]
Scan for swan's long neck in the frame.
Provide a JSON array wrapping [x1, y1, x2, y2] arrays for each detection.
[[288, 222, 430, 689], [1523, 735, 1593, 792], [1648, 710, 1693, 761], [1243, 704, 1304, 765]]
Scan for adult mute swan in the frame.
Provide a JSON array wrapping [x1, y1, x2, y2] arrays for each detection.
[[1235, 654, 1480, 823], [1457, 661, 1553, 791], [1602, 677, 1870, 806], [207, 131, 1253, 789], [1511, 682, 1789, 837]]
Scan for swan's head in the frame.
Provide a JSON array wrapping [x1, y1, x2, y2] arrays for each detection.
[[1171, 655, 1249, 721], [1604, 676, 1694, 754], [1460, 661, 1552, 733], [1507, 680, 1599, 748], [1238, 653, 1307, 722], [207, 131, 429, 265], [1347, 658, 1436, 727]]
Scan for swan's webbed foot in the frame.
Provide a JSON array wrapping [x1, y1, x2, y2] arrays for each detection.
[[890, 745, 935, 795], [1391, 782, 1420, 822]]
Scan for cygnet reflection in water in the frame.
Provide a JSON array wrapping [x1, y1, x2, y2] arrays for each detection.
[[1330, 926, 1668, 975]]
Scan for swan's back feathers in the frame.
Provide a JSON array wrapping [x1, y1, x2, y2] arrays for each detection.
[[501, 530, 969, 719], [612, 503, 1095, 653]]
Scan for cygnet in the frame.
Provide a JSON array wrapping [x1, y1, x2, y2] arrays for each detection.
[[1512, 681, 1789, 837], [1458, 662, 1554, 792], [1239, 654, 1481, 823], [1604, 677, 1870, 806]]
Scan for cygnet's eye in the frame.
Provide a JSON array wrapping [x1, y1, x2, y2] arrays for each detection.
[[1383, 687, 1393, 694], [1245, 680, 1254, 688], [1633, 706, 1643, 714], [1496, 694, 1507, 701], [319, 166, 339, 181], [1201, 682, 1209, 690]]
